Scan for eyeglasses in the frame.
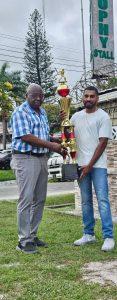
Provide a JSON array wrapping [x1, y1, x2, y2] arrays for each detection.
[[28, 93, 44, 100]]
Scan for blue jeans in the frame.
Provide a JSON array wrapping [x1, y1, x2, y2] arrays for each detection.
[[79, 168, 113, 239]]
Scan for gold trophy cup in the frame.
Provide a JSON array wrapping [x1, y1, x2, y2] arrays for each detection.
[[57, 69, 79, 180]]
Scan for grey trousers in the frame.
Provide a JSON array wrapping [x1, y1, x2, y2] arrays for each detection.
[[11, 154, 48, 246]]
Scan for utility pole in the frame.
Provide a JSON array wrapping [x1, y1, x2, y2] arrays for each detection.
[[42, 0, 46, 33], [81, 0, 87, 83]]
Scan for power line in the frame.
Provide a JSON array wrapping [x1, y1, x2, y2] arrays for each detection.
[[0, 33, 91, 73], [0, 32, 24, 39], [0, 43, 24, 50], [0, 32, 90, 54], [0, 33, 25, 42], [81, 0, 87, 81], [54, 67, 83, 73], [0, 47, 24, 55], [54, 56, 90, 64], [54, 62, 84, 68], [42, 0, 46, 32], [0, 54, 85, 69], [0, 46, 90, 65], [0, 36, 24, 43], [0, 58, 24, 65], [0, 53, 88, 69], [0, 53, 24, 60], [52, 45, 90, 54], [0, 58, 86, 74]]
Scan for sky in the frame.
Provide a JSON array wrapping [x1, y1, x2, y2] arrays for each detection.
[[0, 0, 117, 91]]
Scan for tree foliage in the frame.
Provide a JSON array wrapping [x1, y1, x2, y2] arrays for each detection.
[[99, 77, 117, 90], [0, 63, 26, 110], [0, 63, 26, 149], [0, 81, 14, 119], [24, 9, 55, 99], [43, 102, 78, 134], [43, 103, 60, 133]]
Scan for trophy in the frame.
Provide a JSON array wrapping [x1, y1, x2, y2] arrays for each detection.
[[57, 69, 79, 181]]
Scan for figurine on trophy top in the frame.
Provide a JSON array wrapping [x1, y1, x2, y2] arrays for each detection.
[[57, 69, 79, 181]]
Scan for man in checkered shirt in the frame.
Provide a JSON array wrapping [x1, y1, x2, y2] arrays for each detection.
[[10, 83, 67, 254]]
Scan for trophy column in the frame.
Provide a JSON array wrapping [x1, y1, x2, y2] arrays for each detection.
[[57, 69, 79, 181]]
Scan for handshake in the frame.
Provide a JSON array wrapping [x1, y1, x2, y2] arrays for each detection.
[[50, 110, 69, 158], [50, 108, 77, 162], [49, 137, 68, 158]]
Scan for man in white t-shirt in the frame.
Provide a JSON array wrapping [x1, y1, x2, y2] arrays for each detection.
[[70, 86, 115, 251]]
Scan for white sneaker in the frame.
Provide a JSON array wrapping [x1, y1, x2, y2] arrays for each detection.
[[101, 238, 115, 251], [74, 234, 96, 246]]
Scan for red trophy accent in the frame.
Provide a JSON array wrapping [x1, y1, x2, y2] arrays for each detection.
[[61, 132, 66, 140], [69, 132, 75, 139], [58, 86, 70, 97], [70, 151, 76, 160], [57, 69, 78, 181]]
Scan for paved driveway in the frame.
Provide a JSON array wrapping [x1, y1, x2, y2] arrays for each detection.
[[0, 181, 74, 200]]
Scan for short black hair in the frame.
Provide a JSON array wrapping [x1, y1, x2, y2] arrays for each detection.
[[84, 86, 99, 95]]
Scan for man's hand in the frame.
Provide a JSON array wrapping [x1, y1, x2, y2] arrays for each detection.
[[50, 135, 61, 144], [50, 142, 68, 156], [79, 165, 92, 180], [79, 138, 108, 180]]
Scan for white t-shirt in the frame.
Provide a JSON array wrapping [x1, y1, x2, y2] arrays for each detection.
[[71, 108, 112, 168]]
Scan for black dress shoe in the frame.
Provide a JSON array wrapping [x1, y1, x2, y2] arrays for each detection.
[[33, 237, 48, 247], [16, 242, 38, 254]]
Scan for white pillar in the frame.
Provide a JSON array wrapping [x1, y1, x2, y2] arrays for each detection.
[[74, 180, 82, 215]]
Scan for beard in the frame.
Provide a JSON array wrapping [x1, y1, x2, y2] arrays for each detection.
[[84, 101, 96, 109]]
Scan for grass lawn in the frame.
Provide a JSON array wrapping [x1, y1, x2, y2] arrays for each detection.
[[0, 170, 16, 181], [46, 194, 74, 206], [0, 170, 62, 183], [0, 200, 117, 300]]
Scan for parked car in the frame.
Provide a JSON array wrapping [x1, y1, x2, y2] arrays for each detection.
[[48, 152, 63, 180], [48, 152, 69, 180], [0, 149, 12, 170]]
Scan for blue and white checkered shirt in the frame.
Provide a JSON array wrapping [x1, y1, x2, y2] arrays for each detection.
[[10, 101, 50, 153]]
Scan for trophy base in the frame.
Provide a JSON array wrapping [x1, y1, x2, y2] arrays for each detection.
[[62, 164, 81, 181]]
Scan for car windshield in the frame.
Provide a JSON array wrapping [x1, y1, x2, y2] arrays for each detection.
[[50, 153, 61, 158]]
